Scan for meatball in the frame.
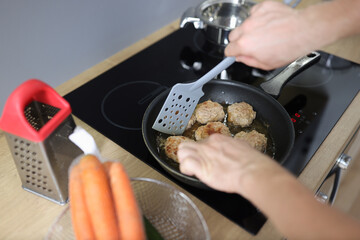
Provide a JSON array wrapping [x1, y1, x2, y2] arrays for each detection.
[[195, 100, 225, 124], [227, 102, 256, 127], [234, 130, 267, 152], [195, 122, 231, 141], [164, 136, 194, 162], [186, 113, 197, 130]]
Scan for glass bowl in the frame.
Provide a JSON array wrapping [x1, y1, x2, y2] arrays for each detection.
[[46, 177, 210, 240]]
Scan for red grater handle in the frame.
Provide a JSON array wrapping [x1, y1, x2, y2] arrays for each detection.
[[0, 79, 72, 142]]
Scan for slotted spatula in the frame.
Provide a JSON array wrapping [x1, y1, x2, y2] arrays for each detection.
[[152, 56, 236, 135]]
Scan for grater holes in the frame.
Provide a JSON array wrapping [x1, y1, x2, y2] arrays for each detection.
[[24, 101, 60, 131], [24, 173, 50, 191], [17, 146, 50, 192]]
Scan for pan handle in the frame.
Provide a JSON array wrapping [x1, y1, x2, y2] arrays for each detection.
[[260, 52, 321, 98]]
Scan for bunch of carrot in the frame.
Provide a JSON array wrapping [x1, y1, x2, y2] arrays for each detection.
[[69, 154, 146, 240]]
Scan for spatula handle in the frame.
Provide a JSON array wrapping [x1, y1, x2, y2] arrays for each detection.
[[190, 57, 236, 91]]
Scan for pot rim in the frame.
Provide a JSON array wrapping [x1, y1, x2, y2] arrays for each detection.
[[194, 0, 255, 30]]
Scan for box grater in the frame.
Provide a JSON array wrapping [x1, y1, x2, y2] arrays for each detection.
[[0, 79, 83, 205]]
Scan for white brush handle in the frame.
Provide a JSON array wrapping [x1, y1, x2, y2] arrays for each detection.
[[69, 126, 104, 162], [190, 57, 236, 91]]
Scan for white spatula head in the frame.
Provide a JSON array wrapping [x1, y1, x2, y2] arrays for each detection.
[[152, 57, 236, 135], [152, 82, 204, 135]]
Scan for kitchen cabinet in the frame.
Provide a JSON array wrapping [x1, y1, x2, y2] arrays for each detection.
[[333, 129, 360, 216], [0, 0, 360, 239], [316, 127, 360, 204]]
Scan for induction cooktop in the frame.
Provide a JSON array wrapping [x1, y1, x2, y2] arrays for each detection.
[[64, 26, 360, 234]]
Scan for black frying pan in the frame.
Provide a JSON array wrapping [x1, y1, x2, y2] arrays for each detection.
[[142, 52, 320, 189]]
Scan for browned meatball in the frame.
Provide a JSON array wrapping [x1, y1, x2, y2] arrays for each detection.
[[227, 102, 256, 127], [186, 113, 197, 130], [234, 130, 267, 152], [195, 100, 225, 124], [164, 136, 194, 162], [195, 122, 231, 141]]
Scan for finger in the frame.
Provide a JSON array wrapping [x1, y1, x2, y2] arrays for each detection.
[[249, 2, 263, 15], [228, 26, 243, 42], [178, 142, 199, 154], [177, 141, 203, 163], [250, 1, 286, 16], [204, 133, 231, 148], [224, 41, 242, 57], [225, 41, 274, 70], [179, 156, 202, 177], [236, 55, 273, 70]]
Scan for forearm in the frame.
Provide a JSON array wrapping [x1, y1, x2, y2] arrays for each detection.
[[239, 163, 360, 239], [300, 0, 360, 50]]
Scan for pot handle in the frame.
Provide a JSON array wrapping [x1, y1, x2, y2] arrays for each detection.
[[260, 52, 321, 98], [180, 7, 204, 29]]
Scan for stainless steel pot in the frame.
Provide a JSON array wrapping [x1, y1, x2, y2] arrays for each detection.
[[180, 0, 256, 45]]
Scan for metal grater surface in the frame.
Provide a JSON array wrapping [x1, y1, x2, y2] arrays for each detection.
[[7, 134, 59, 200], [4, 115, 83, 204], [24, 101, 60, 131], [0, 79, 83, 204]]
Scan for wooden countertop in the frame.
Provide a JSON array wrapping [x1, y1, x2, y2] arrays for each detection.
[[1, 1, 359, 239]]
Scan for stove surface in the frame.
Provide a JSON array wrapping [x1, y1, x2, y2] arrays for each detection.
[[64, 26, 360, 234]]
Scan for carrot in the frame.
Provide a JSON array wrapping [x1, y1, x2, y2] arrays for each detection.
[[79, 155, 119, 240], [103, 161, 113, 177], [105, 161, 146, 240], [69, 164, 96, 240]]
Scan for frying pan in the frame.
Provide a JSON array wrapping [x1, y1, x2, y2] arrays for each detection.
[[142, 53, 320, 189]]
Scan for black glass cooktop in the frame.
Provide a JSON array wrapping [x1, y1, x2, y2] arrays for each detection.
[[64, 26, 360, 234]]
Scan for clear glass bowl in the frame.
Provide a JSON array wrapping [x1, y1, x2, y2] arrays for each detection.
[[46, 177, 210, 240]]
